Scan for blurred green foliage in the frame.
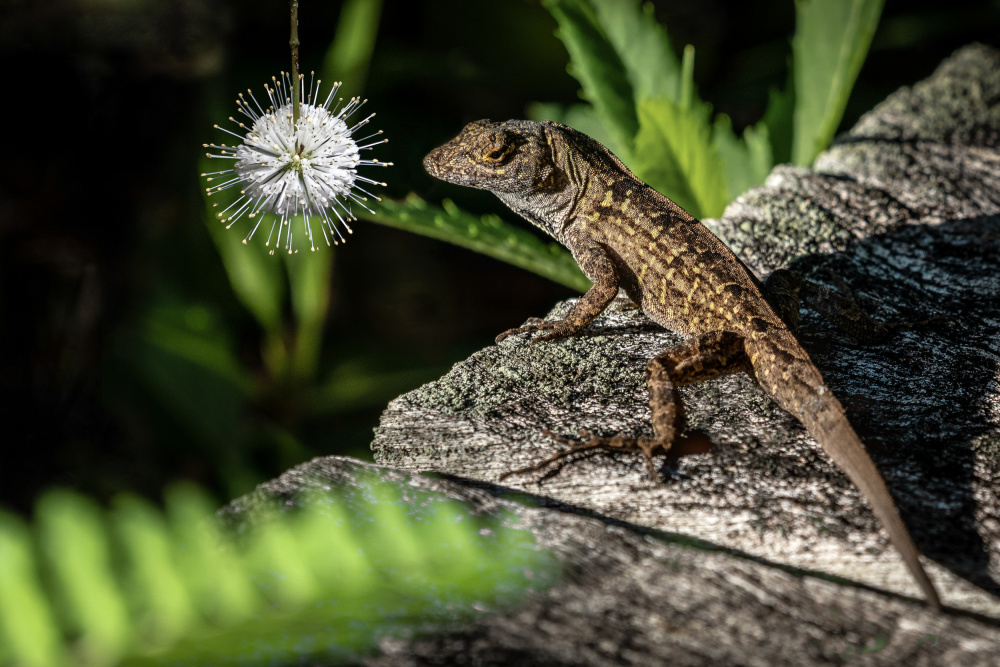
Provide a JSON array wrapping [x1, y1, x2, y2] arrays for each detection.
[[0, 480, 554, 666]]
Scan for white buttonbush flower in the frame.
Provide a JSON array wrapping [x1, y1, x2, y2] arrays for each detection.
[[203, 73, 390, 254]]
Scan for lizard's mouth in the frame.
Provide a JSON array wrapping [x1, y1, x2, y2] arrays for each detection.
[[423, 146, 487, 188], [422, 147, 443, 177]]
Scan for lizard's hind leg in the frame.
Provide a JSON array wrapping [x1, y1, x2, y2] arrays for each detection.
[[499, 330, 749, 482]]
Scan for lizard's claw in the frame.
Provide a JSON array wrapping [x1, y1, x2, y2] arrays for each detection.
[[495, 319, 555, 344]]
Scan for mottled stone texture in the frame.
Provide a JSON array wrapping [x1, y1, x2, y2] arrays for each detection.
[[238, 45, 1000, 664]]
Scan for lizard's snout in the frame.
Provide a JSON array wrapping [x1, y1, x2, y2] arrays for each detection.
[[422, 147, 444, 177]]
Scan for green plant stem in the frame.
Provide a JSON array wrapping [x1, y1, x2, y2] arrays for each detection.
[[290, 0, 301, 124]]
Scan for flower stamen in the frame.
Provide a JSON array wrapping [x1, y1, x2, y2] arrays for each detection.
[[202, 75, 388, 254]]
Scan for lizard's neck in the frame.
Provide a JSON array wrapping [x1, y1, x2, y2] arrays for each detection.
[[495, 186, 580, 243], [494, 124, 615, 244]]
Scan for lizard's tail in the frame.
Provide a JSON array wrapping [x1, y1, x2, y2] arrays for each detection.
[[746, 332, 942, 610], [806, 406, 942, 611]]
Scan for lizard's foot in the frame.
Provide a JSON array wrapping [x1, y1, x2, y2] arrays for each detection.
[[495, 320, 583, 345], [495, 318, 554, 344], [498, 429, 672, 482]]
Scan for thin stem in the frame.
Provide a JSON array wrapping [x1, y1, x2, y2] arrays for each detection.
[[290, 0, 301, 124]]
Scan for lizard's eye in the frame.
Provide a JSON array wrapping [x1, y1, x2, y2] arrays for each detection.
[[483, 139, 513, 162]]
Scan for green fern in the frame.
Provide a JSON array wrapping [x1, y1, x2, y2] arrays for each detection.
[[0, 479, 556, 666], [532, 0, 885, 217]]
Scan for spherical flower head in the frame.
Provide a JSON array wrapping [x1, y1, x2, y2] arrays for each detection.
[[203, 73, 390, 254]]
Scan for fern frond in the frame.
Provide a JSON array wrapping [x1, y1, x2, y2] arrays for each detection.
[[0, 478, 556, 666]]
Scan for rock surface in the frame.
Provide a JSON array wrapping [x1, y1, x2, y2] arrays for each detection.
[[237, 44, 1000, 663]]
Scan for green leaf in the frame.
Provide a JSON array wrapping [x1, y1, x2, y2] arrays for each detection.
[[165, 485, 260, 626], [791, 0, 885, 165], [631, 99, 728, 219], [321, 0, 384, 98], [361, 195, 591, 293], [761, 73, 795, 166], [527, 102, 624, 156], [38, 491, 132, 666], [713, 115, 773, 202], [542, 0, 638, 152], [112, 496, 197, 647], [284, 250, 333, 381], [0, 512, 64, 667], [586, 0, 681, 102], [140, 300, 250, 395], [200, 157, 287, 334]]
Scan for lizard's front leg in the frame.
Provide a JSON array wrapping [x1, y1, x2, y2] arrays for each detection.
[[500, 330, 749, 482], [496, 244, 619, 344]]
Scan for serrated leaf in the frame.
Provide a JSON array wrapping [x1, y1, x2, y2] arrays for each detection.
[[631, 99, 728, 219], [713, 114, 773, 202], [791, 0, 885, 165], [587, 0, 681, 102], [527, 101, 624, 156], [361, 195, 591, 292], [761, 73, 795, 166], [542, 0, 638, 152]]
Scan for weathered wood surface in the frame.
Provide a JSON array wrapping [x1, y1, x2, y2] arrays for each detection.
[[236, 44, 1000, 664]]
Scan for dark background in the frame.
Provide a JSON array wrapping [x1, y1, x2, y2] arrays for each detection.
[[1, 0, 998, 513]]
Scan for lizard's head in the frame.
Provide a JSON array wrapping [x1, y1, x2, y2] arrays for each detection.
[[423, 119, 557, 194], [424, 119, 570, 237]]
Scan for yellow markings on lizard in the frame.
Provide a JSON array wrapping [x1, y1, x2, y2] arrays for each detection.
[[664, 267, 675, 280], [659, 277, 667, 305], [600, 190, 614, 207], [648, 241, 657, 251]]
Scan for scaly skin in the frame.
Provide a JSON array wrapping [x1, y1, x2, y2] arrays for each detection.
[[423, 119, 941, 610]]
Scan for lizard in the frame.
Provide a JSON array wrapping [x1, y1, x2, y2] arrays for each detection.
[[423, 119, 942, 611]]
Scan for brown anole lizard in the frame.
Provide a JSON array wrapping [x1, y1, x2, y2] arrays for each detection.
[[423, 119, 941, 610]]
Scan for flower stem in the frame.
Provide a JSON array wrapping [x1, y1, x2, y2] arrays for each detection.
[[290, 0, 301, 125]]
